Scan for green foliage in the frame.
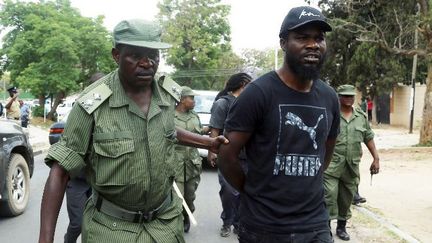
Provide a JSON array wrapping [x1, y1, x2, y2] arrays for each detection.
[[157, 0, 244, 90], [31, 105, 44, 118], [319, 0, 428, 97], [0, 0, 115, 119]]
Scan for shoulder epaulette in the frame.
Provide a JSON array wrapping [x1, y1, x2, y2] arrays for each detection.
[[355, 106, 367, 117], [158, 76, 182, 102], [77, 82, 112, 114]]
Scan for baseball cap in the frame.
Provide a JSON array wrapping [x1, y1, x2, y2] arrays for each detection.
[[337, 84, 356, 96], [7, 86, 17, 93], [113, 19, 172, 49], [279, 6, 332, 38], [181, 86, 198, 97]]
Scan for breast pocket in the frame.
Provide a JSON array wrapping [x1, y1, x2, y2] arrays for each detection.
[[93, 131, 135, 186], [354, 127, 366, 143]]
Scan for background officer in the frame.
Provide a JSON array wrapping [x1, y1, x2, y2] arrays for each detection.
[[174, 86, 206, 233], [5, 86, 21, 120], [324, 84, 380, 241]]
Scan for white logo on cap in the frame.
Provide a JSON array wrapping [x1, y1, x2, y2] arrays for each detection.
[[299, 9, 320, 19]]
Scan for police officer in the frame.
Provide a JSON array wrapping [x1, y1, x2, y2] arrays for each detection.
[[5, 86, 21, 120], [39, 19, 227, 243], [324, 84, 380, 241], [174, 86, 205, 233]]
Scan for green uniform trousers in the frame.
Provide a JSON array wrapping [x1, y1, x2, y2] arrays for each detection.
[[324, 161, 360, 221], [175, 160, 202, 213], [81, 193, 185, 243]]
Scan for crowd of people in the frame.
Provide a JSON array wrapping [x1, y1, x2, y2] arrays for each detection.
[[29, 5, 381, 243]]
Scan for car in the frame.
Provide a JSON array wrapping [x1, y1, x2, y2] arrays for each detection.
[[48, 111, 70, 145], [193, 90, 218, 159], [0, 119, 34, 217]]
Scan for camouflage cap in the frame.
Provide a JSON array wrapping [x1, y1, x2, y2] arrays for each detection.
[[337, 84, 356, 96], [181, 86, 198, 97], [113, 19, 171, 49]]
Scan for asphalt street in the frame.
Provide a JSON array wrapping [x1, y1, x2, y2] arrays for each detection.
[[0, 153, 237, 243]]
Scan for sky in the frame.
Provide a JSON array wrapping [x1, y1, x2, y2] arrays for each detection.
[[68, 0, 318, 52]]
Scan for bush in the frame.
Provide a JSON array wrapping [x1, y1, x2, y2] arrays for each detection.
[[31, 106, 44, 117]]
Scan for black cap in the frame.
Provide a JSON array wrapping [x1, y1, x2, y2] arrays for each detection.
[[7, 86, 17, 93], [279, 6, 332, 38]]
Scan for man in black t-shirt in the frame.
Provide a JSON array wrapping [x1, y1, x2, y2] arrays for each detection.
[[219, 6, 340, 243]]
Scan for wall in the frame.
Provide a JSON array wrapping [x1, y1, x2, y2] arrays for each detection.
[[390, 84, 426, 128]]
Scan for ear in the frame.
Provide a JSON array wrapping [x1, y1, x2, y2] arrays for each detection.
[[280, 38, 287, 52], [112, 48, 120, 64]]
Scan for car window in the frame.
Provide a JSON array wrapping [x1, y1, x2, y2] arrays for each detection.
[[194, 92, 217, 114]]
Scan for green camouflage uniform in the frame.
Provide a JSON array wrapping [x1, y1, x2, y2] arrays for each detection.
[[174, 109, 203, 213], [324, 107, 374, 220], [45, 70, 184, 243]]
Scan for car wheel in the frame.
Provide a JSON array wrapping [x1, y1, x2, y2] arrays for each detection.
[[0, 153, 30, 217]]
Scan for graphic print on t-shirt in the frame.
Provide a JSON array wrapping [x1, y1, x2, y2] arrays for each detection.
[[274, 104, 328, 176]]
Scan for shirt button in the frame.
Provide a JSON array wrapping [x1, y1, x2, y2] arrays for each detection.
[[113, 222, 117, 227]]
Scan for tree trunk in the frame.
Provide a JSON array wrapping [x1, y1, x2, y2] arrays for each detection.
[[419, 64, 432, 144]]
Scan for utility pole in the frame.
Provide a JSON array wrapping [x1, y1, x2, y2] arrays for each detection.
[[409, 4, 420, 134]]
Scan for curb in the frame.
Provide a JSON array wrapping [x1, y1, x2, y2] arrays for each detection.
[[354, 205, 420, 243]]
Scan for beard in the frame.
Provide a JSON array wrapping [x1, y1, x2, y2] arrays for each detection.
[[285, 51, 326, 83]]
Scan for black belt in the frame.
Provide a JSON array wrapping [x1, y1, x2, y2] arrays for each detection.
[[93, 191, 172, 223]]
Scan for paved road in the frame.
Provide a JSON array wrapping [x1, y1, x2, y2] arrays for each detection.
[[0, 154, 237, 243]]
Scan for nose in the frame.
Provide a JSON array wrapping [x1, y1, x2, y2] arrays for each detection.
[[306, 39, 320, 49], [137, 57, 157, 68]]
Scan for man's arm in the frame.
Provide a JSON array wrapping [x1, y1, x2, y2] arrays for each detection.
[[207, 127, 221, 167], [324, 138, 337, 171], [39, 162, 70, 243], [5, 94, 17, 109], [365, 139, 380, 174], [176, 127, 228, 154], [218, 131, 251, 192]]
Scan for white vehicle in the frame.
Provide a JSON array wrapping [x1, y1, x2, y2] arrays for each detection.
[[193, 90, 218, 159]]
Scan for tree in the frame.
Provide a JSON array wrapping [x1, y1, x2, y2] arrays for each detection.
[[319, 0, 432, 144], [157, 0, 244, 90], [0, 0, 115, 120]]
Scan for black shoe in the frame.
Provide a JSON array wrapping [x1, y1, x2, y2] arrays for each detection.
[[336, 220, 350, 241], [336, 228, 350, 241], [352, 195, 367, 205], [220, 225, 231, 237]]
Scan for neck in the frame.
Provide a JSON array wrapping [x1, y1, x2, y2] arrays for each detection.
[[176, 105, 188, 113], [341, 105, 353, 119], [276, 66, 313, 92]]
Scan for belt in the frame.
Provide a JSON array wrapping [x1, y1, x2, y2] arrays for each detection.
[[92, 191, 172, 223]]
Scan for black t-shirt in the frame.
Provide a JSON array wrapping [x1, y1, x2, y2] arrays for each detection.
[[225, 71, 340, 233]]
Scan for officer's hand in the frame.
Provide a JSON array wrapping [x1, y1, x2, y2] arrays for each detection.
[[207, 151, 217, 167], [209, 135, 229, 154], [370, 159, 380, 175]]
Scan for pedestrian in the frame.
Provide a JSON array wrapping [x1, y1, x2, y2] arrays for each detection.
[[19, 100, 30, 128], [218, 6, 340, 243], [324, 84, 380, 241], [39, 19, 227, 243], [5, 86, 21, 121], [174, 86, 206, 233], [367, 98, 373, 121], [207, 72, 251, 237], [63, 73, 103, 243]]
